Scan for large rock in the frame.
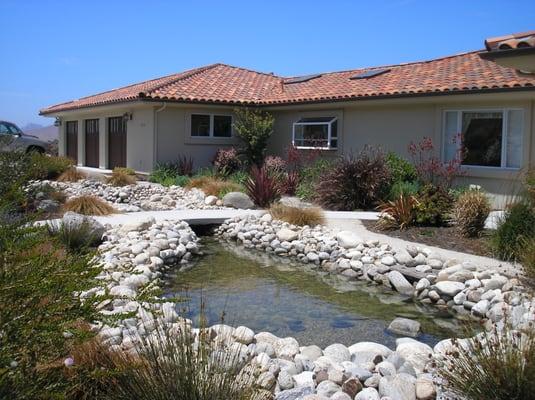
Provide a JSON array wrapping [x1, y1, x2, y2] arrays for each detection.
[[277, 228, 299, 242], [415, 376, 436, 400], [118, 216, 155, 233], [61, 212, 105, 242], [336, 231, 363, 248], [275, 385, 314, 400], [379, 373, 416, 400], [435, 281, 465, 297], [396, 339, 433, 374], [316, 380, 341, 397], [324, 343, 351, 363], [387, 318, 421, 337], [222, 192, 254, 209], [355, 387, 380, 400], [348, 342, 392, 358], [388, 271, 414, 296]]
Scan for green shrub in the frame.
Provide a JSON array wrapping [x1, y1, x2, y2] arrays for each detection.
[[388, 181, 420, 200], [414, 183, 453, 226], [435, 324, 535, 400], [491, 201, 535, 260], [315, 147, 391, 211], [149, 163, 192, 187], [0, 217, 101, 398], [453, 189, 491, 237], [47, 220, 103, 252], [296, 159, 333, 201], [385, 152, 417, 183], [525, 169, 535, 205], [29, 153, 73, 180], [520, 237, 535, 284], [233, 108, 274, 166], [228, 170, 249, 186]]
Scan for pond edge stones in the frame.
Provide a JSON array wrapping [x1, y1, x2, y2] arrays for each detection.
[[78, 212, 534, 400]]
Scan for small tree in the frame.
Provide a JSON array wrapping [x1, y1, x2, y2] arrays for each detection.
[[233, 108, 274, 167]]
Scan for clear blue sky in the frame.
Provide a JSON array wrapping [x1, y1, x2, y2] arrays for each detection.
[[1, 0, 534, 128]]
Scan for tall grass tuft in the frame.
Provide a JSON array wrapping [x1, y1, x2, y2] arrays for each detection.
[[107, 324, 255, 400], [47, 220, 103, 252], [376, 194, 418, 230], [106, 168, 137, 186], [187, 176, 243, 198], [269, 203, 324, 226], [452, 189, 491, 237], [491, 201, 535, 260], [435, 324, 535, 400], [63, 195, 116, 216], [57, 166, 87, 182]]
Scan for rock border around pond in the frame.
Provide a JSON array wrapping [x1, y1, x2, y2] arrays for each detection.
[[75, 211, 535, 400]]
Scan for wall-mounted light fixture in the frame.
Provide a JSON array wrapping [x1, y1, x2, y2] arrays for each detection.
[[122, 112, 133, 122], [54, 117, 62, 127]]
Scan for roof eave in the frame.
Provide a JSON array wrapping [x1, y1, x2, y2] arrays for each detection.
[[479, 46, 535, 61]]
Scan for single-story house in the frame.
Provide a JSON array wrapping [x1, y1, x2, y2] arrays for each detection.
[[40, 31, 535, 207]]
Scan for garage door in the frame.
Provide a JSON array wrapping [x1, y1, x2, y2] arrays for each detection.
[[108, 117, 126, 169], [85, 119, 99, 168], [66, 121, 78, 163]]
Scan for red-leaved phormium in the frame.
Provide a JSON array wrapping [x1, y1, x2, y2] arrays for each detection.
[[245, 165, 281, 207]]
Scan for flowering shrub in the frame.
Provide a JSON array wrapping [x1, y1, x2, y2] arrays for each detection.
[[212, 148, 242, 175], [286, 145, 321, 171], [408, 135, 464, 190], [264, 155, 287, 175]]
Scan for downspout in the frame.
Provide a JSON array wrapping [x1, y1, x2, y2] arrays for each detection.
[[153, 102, 167, 169]]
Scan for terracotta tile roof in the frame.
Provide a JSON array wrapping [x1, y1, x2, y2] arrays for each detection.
[[40, 51, 535, 114], [485, 30, 535, 51]]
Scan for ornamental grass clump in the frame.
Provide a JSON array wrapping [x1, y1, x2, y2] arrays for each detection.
[[187, 176, 242, 198], [245, 165, 281, 208], [491, 201, 535, 261], [47, 219, 103, 252], [104, 322, 256, 400], [435, 324, 535, 400], [453, 189, 491, 237], [269, 203, 324, 226], [57, 166, 87, 182], [63, 195, 116, 216], [315, 147, 391, 211], [376, 194, 418, 230], [106, 168, 137, 186]]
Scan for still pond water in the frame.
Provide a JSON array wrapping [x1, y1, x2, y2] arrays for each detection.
[[164, 238, 470, 349]]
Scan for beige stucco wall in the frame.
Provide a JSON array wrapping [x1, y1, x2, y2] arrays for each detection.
[[155, 105, 240, 169], [55, 103, 154, 173], [50, 90, 535, 207], [267, 93, 535, 208]]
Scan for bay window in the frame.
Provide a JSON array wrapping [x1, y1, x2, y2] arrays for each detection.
[[443, 109, 523, 169], [292, 117, 338, 149]]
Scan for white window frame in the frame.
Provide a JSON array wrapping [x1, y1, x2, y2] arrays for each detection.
[[441, 108, 524, 170], [190, 113, 233, 138], [292, 117, 338, 150]]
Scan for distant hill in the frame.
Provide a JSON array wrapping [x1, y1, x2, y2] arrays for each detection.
[[21, 123, 44, 131], [24, 125, 58, 143]]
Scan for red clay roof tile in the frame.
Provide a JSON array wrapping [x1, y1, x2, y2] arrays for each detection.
[[40, 51, 535, 114]]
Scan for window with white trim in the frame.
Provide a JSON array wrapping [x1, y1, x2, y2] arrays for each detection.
[[191, 114, 232, 138], [443, 109, 523, 169], [292, 117, 338, 149]]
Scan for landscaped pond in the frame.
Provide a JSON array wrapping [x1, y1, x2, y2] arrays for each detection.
[[164, 237, 473, 349]]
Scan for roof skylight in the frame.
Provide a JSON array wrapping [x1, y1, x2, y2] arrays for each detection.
[[284, 74, 322, 84], [350, 68, 391, 80]]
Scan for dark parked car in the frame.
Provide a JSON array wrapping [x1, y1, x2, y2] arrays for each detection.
[[0, 120, 47, 153]]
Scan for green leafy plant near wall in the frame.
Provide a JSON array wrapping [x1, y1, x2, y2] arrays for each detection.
[[233, 108, 274, 167]]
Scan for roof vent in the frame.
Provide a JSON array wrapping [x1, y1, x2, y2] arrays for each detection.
[[284, 74, 322, 84], [350, 68, 391, 80]]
